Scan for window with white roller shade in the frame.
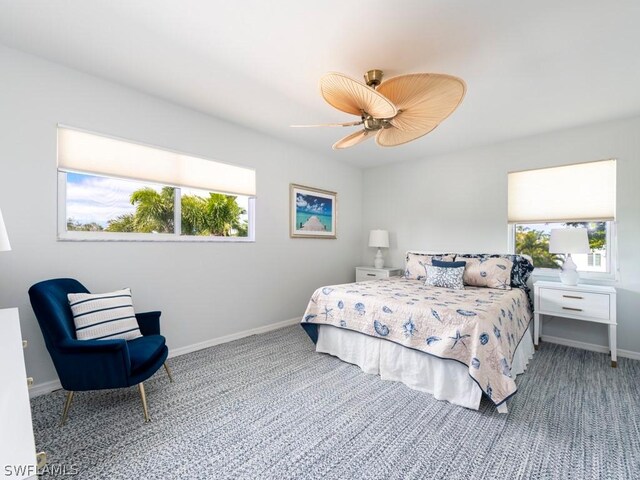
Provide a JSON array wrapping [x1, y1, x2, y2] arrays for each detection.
[[507, 159, 616, 224], [509, 159, 616, 277], [57, 126, 255, 242], [58, 127, 256, 196]]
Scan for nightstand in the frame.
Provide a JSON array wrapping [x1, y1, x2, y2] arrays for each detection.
[[534, 281, 617, 367], [355, 266, 403, 282]]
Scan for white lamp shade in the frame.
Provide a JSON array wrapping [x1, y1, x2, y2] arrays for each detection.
[[549, 228, 589, 254], [368, 229, 389, 248], [0, 208, 11, 252]]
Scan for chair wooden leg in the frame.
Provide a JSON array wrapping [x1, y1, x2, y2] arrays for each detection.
[[138, 383, 151, 422], [163, 362, 174, 383], [60, 391, 74, 427]]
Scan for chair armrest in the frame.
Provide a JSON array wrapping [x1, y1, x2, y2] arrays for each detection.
[[55, 338, 131, 390], [58, 338, 126, 354], [136, 311, 162, 336]]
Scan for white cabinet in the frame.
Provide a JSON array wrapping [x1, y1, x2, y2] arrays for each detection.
[[534, 281, 617, 367], [355, 266, 403, 282], [0, 308, 37, 479]]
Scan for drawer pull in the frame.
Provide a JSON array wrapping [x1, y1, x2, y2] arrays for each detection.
[[562, 295, 583, 300], [367, 273, 376, 277], [562, 307, 583, 312]]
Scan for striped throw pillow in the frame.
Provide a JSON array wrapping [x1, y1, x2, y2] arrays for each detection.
[[68, 288, 142, 341]]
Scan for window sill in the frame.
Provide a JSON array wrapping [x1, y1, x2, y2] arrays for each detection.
[[58, 232, 255, 243], [530, 269, 617, 286]]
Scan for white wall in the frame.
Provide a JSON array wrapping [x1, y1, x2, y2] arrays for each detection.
[[2, 42, 638, 391], [362, 116, 640, 353], [0, 46, 363, 388]]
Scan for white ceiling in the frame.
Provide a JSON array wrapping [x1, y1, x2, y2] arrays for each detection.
[[1, 1, 639, 167]]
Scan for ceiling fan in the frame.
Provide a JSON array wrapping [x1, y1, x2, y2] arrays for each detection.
[[293, 69, 466, 149]]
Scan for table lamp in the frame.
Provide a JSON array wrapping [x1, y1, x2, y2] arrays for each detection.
[[549, 228, 589, 285], [0, 208, 10, 252], [369, 229, 389, 269]]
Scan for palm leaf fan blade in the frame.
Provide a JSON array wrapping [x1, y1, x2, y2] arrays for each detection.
[[375, 126, 432, 147], [290, 120, 364, 128], [376, 74, 466, 132], [333, 129, 372, 149], [320, 72, 397, 119]]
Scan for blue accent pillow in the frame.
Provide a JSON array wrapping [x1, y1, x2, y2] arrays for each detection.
[[425, 265, 465, 290], [432, 259, 467, 268]]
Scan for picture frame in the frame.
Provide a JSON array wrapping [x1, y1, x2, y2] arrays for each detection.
[[290, 184, 337, 239]]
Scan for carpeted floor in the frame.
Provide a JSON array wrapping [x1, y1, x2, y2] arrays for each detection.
[[31, 325, 640, 479]]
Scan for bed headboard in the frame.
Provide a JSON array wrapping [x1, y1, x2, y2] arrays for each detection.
[[404, 251, 533, 266], [404, 250, 534, 296]]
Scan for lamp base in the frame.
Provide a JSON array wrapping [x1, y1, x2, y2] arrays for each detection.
[[374, 248, 384, 269], [560, 253, 579, 286]]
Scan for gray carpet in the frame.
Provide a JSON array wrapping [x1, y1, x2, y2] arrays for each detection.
[[31, 326, 640, 479]]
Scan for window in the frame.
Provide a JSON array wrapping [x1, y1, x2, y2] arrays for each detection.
[[514, 221, 612, 274], [588, 253, 602, 268], [179, 187, 249, 237], [508, 160, 616, 278], [57, 127, 255, 241], [65, 173, 176, 234]]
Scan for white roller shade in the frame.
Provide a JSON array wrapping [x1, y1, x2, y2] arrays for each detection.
[[57, 127, 256, 196], [508, 159, 616, 223]]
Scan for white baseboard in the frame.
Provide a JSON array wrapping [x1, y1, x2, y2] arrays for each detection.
[[541, 335, 640, 361], [167, 317, 300, 358], [29, 317, 301, 398], [29, 378, 62, 398]]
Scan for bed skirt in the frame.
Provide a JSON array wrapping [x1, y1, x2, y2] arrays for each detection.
[[315, 323, 535, 413]]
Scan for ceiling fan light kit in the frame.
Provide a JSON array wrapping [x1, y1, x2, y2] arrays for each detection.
[[294, 69, 466, 149]]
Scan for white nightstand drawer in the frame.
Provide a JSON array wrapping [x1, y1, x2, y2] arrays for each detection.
[[356, 269, 388, 282], [355, 267, 402, 282], [538, 287, 610, 320]]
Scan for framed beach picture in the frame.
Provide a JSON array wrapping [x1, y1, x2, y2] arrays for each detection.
[[290, 184, 337, 239]]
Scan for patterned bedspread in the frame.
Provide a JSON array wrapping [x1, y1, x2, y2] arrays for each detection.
[[301, 277, 532, 406]]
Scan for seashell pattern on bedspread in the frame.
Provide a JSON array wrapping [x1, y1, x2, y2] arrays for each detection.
[[301, 277, 533, 406]]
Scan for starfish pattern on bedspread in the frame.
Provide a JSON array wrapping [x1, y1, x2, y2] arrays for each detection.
[[301, 277, 532, 406]]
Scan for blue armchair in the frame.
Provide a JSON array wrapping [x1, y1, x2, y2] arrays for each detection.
[[28, 278, 173, 425]]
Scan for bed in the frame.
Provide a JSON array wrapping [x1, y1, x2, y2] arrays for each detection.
[[301, 252, 535, 413]]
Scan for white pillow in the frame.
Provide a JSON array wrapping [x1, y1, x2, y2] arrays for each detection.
[[459, 257, 513, 290], [68, 288, 142, 341], [404, 252, 456, 280]]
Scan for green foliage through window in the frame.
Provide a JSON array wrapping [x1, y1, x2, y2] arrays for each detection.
[[515, 222, 607, 270], [515, 226, 561, 269], [65, 174, 249, 238]]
